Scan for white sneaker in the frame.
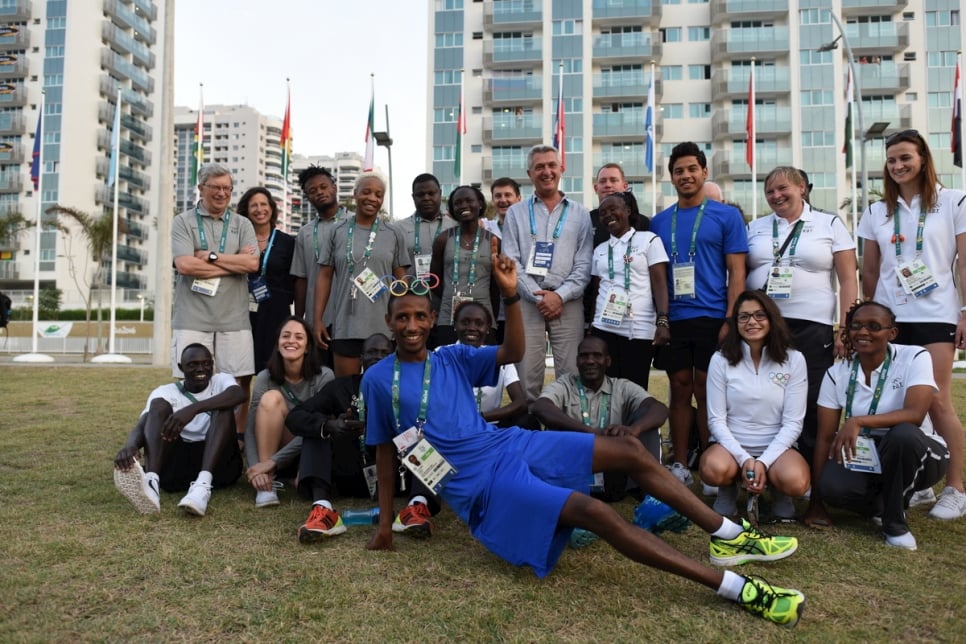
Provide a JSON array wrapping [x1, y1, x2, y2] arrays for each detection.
[[178, 479, 213, 516], [928, 486, 966, 520], [770, 492, 796, 520], [702, 483, 719, 497], [884, 531, 917, 551], [114, 459, 160, 514], [712, 483, 738, 516], [667, 462, 694, 486], [255, 489, 279, 508], [909, 488, 936, 508]]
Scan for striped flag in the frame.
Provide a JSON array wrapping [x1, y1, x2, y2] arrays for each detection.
[[953, 57, 962, 168], [281, 82, 292, 180], [29, 109, 41, 190], [363, 76, 375, 172], [745, 65, 755, 170], [552, 63, 565, 172], [190, 86, 204, 186], [454, 74, 466, 181], [843, 67, 854, 169], [644, 73, 655, 173], [107, 95, 121, 187]]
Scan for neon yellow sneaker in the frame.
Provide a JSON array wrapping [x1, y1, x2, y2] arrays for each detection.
[[710, 519, 798, 566], [737, 575, 805, 627]]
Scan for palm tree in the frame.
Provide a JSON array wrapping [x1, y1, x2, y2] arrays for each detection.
[[45, 205, 127, 360], [0, 211, 32, 246]]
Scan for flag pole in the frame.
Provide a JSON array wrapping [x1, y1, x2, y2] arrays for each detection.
[[282, 78, 290, 231], [958, 51, 965, 189], [15, 90, 53, 362], [93, 87, 130, 362], [750, 58, 757, 220], [648, 61, 657, 217], [848, 67, 857, 236]]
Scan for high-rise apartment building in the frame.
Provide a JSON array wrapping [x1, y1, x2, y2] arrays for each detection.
[[428, 0, 964, 218], [0, 0, 170, 310]]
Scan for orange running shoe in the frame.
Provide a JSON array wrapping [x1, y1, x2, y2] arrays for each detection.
[[392, 501, 433, 538], [297, 504, 346, 543]]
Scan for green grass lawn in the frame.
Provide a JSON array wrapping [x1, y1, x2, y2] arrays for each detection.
[[2, 367, 965, 641]]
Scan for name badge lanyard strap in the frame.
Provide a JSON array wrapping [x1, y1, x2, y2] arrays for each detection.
[[356, 390, 368, 459], [312, 207, 347, 262], [413, 215, 444, 256], [392, 355, 433, 434], [577, 379, 610, 430], [279, 382, 300, 406], [892, 207, 927, 261], [346, 216, 380, 274], [258, 229, 277, 276], [453, 226, 483, 294], [771, 218, 804, 265], [528, 197, 570, 244], [195, 208, 231, 253], [607, 232, 636, 292], [844, 348, 892, 436], [670, 199, 707, 264]]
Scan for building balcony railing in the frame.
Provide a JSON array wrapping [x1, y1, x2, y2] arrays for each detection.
[[0, 84, 25, 107], [101, 268, 146, 290], [0, 173, 22, 192], [124, 218, 147, 240], [480, 155, 530, 184], [116, 244, 146, 265], [592, 113, 649, 139], [483, 39, 542, 66], [0, 144, 24, 164], [591, 0, 660, 24], [710, 0, 787, 24], [856, 62, 910, 94], [483, 0, 541, 29], [0, 27, 29, 51], [710, 148, 787, 178], [710, 26, 790, 58], [121, 114, 152, 142], [861, 102, 912, 130], [842, 0, 907, 18], [103, 0, 157, 45], [96, 186, 148, 215], [592, 33, 661, 62], [96, 158, 150, 189], [101, 21, 155, 69], [0, 260, 18, 280], [592, 73, 663, 101], [591, 153, 649, 179], [0, 111, 23, 135], [99, 76, 154, 118], [483, 75, 543, 104], [711, 106, 792, 139], [132, 0, 158, 22], [0, 58, 28, 79], [100, 50, 154, 94], [0, 0, 31, 21], [845, 21, 909, 54], [711, 67, 791, 98], [482, 114, 543, 144]]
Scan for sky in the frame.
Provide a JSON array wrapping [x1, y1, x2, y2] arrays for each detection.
[[173, 1, 429, 218]]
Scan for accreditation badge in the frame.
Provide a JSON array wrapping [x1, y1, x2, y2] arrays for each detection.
[[190, 277, 220, 297], [765, 265, 793, 299], [600, 289, 628, 326], [527, 241, 554, 277], [672, 262, 696, 299], [414, 253, 433, 279], [896, 259, 939, 298], [842, 435, 882, 474], [353, 267, 387, 302]]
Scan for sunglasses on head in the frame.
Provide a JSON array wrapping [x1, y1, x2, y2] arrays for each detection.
[[884, 129, 921, 147]]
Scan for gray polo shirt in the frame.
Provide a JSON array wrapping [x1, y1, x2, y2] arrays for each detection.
[[291, 210, 346, 330], [538, 373, 652, 429], [395, 212, 458, 276]]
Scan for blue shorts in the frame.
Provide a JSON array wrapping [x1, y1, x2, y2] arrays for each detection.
[[466, 430, 595, 578]]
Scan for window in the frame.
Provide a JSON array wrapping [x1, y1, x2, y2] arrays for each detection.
[[689, 103, 711, 118], [800, 9, 828, 25], [437, 0, 463, 9], [435, 32, 464, 48], [433, 145, 455, 161], [925, 10, 960, 27], [660, 27, 682, 43], [552, 20, 582, 36], [662, 103, 683, 118], [801, 131, 835, 147], [689, 64, 711, 80], [801, 90, 833, 105], [434, 70, 463, 85], [660, 65, 682, 81], [801, 50, 832, 65], [927, 92, 952, 108], [688, 26, 710, 41], [927, 51, 957, 67]]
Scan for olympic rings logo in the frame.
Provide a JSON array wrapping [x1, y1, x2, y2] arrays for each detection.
[[384, 273, 441, 297], [769, 371, 791, 387]]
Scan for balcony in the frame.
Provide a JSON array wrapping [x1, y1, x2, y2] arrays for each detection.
[[103, 0, 157, 45], [591, 152, 649, 179], [0, 173, 21, 192], [483, 0, 541, 29], [96, 158, 150, 189], [483, 75, 542, 104], [102, 21, 155, 69], [132, 0, 158, 21], [862, 102, 912, 130], [856, 61, 910, 94], [0, 111, 23, 135], [0, 84, 25, 107], [593, 112, 646, 140], [98, 76, 154, 117], [593, 32, 660, 63], [710, 26, 790, 59], [102, 269, 146, 290], [124, 218, 147, 240], [0, 0, 30, 21], [483, 39, 542, 67], [711, 106, 792, 139], [120, 139, 150, 165], [0, 57, 27, 79], [482, 113, 543, 144], [0, 26, 28, 51], [842, 0, 907, 18], [0, 143, 23, 164], [845, 21, 909, 55], [592, 71, 659, 101], [96, 186, 148, 215], [122, 113, 152, 143], [592, 0, 660, 25], [711, 66, 791, 98], [710, 0, 788, 24], [116, 244, 146, 265], [100, 50, 153, 93], [480, 155, 530, 184], [710, 148, 787, 178]]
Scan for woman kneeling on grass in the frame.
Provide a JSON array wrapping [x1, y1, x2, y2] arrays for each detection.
[[361, 237, 806, 627]]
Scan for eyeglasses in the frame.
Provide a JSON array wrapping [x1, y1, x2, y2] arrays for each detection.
[[884, 129, 920, 147], [203, 184, 233, 194], [848, 321, 893, 332], [736, 310, 768, 324]]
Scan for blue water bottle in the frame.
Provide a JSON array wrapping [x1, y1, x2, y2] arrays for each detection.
[[633, 495, 692, 535], [341, 507, 380, 526]]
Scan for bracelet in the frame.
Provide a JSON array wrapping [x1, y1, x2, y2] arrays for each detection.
[[502, 292, 521, 305], [655, 317, 670, 328]]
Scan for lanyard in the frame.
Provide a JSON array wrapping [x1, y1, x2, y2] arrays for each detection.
[[528, 197, 570, 241], [577, 379, 610, 429], [194, 208, 230, 253], [176, 382, 212, 415], [413, 214, 444, 255], [607, 231, 636, 291], [892, 207, 927, 259], [346, 216, 379, 274], [452, 226, 482, 290], [475, 386, 483, 412], [392, 355, 432, 432], [312, 207, 346, 261], [670, 199, 707, 262], [259, 229, 277, 275], [844, 348, 892, 423], [771, 217, 804, 264], [280, 382, 301, 405]]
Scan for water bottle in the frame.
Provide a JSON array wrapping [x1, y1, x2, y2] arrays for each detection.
[[633, 495, 691, 535], [341, 507, 380, 526]]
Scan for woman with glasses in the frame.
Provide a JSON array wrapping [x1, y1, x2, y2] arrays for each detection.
[[856, 130, 966, 520], [803, 301, 949, 550], [700, 290, 810, 519], [746, 167, 857, 467], [313, 173, 409, 377]]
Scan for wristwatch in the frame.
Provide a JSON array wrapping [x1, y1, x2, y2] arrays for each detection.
[[207, 251, 219, 263]]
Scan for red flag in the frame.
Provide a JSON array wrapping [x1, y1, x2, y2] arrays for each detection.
[[745, 68, 755, 169], [552, 65, 565, 172], [281, 83, 292, 179], [952, 59, 962, 168]]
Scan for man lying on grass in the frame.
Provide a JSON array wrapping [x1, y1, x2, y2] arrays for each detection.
[[361, 237, 806, 627]]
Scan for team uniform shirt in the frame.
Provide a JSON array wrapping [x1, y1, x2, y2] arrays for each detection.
[[746, 205, 855, 325], [317, 217, 409, 341], [436, 227, 498, 325], [501, 194, 593, 305], [650, 199, 748, 321], [818, 343, 942, 445], [141, 372, 238, 443], [290, 210, 346, 329], [396, 212, 458, 277], [363, 345, 594, 578], [171, 205, 257, 332], [856, 187, 966, 325], [434, 342, 520, 419], [706, 346, 807, 469], [590, 230, 669, 340], [538, 373, 653, 428]]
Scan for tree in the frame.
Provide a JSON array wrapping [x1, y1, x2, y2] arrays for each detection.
[[45, 205, 126, 360], [0, 211, 33, 247], [38, 287, 61, 319]]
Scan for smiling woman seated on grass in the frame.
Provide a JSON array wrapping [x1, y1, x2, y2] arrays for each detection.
[[361, 237, 806, 627]]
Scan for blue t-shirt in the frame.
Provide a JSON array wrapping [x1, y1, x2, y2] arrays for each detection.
[[650, 199, 748, 320]]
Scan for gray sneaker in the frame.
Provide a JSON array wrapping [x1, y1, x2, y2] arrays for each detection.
[[909, 488, 936, 508], [929, 486, 966, 520], [713, 483, 738, 516], [667, 462, 694, 486]]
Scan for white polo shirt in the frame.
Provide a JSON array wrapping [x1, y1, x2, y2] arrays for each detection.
[[436, 342, 519, 422], [747, 204, 855, 326], [591, 230, 669, 340], [141, 372, 238, 442], [856, 187, 966, 325], [817, 343, 942, 445], [707, 345, 807, 469]]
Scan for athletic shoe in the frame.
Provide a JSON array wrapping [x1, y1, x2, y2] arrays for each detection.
[[255, 490, 279, 508], [928, 486, 966, 520], [909, 488, 936, 508], [177, 479, 212, 516], [633, 495, 692, 535], [667, 462, 694, 486], [297, 504, 346, 543], [737, 575, 805, 627], [710, 519, 798, 566], [392, 501, 433, 538], [569, 528, 599, 549], [884, 531, 917, 551], [770, 491, 796, 520], [113, 459, 160, 514], [713, 483, 738, 516]]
